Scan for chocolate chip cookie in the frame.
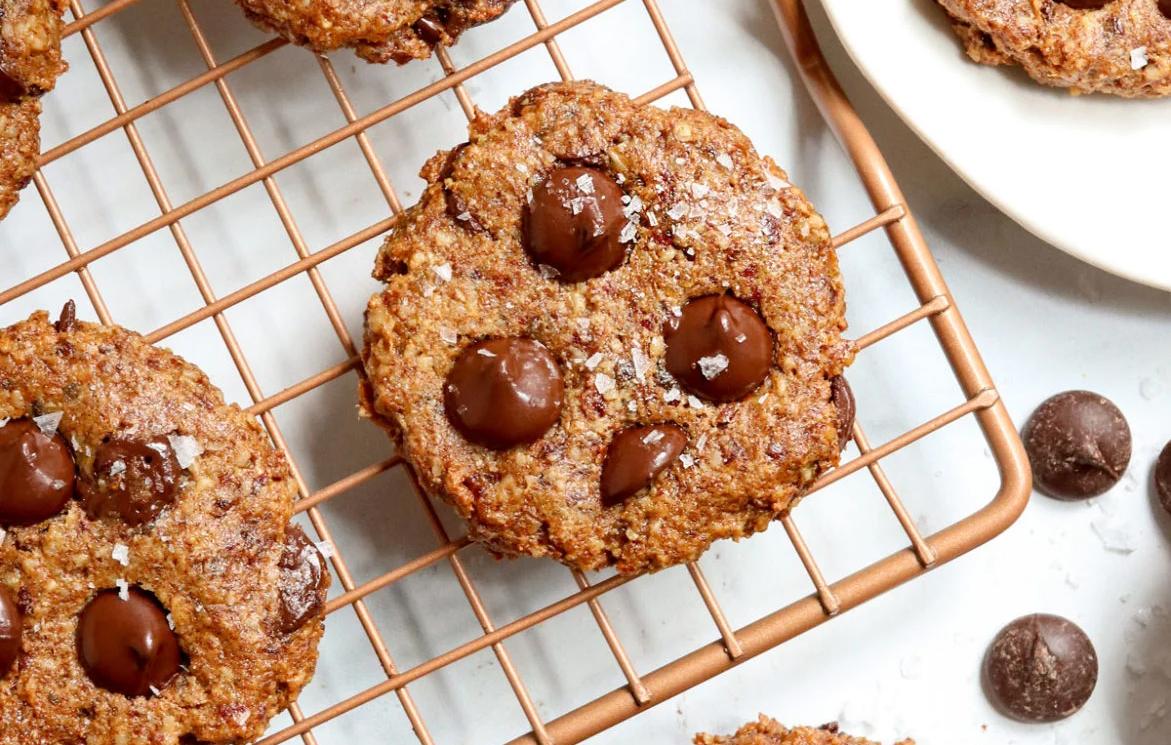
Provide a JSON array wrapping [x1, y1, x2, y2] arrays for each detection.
[[0, 0, 68, 219], [0, 303, 329, 744], [694, 716, 914, 745], [233, 0, 517, 64], [361, 81, 853, 574], [936, 0, 1171, 97]]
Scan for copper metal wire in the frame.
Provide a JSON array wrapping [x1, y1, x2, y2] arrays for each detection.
[[0, 0, 1031, 742]]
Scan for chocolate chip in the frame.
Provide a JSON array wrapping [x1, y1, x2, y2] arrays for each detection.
[[600, 424, 687, 506], [80, 436, 181, 526], [1160, 0, 1171, 19], [55, 300, 77, 333], [277, 524, 328, 633], [830, 375, 855, 450], [523, 167, 629, 282], [664, 295, 773, 403], [0, 586, 21, 678], [0, 68, 23, 104], [984, 614, 1097, 722], [444, 338, 564, 450], [1155, 441, 1171, 516], [76, 587, 181, 697], [1055, 0, 1112, 8], [0, 418, 76, 526], [1022, 391, 1131, 500], [413, 15, 445, 45]]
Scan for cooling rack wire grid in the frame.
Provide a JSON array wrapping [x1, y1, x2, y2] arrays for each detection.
[[0, 0, 1032, 742]]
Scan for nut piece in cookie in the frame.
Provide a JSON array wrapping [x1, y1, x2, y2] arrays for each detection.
[[0, 0, 68, 219], [362, 81, 853, 574], [694, 715, 915, 745], [935, 0, 1171, 97], [233, 0, 519, 64], [0, 304, 329, 744]]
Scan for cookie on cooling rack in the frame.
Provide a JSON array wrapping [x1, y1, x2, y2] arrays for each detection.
[[0, 303, 329, 744], [361, 81, 854, 574], [234, 0, 518, 64], [0, 0, 68, 219], [695, 716, 915, 745], [936, 0, 1171, 97]]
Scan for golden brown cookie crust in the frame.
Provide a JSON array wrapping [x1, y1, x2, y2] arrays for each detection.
[[361, 81, 852, 574], [0, 0, 67, 219], [0, 309, 328, 744], [234, 0, 517, 64], [936, 0, 1171, 97], [694, 716, 915, 745]]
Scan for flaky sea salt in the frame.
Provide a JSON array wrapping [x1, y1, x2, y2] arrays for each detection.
[[697, 354, 729, 380], [765, 200, 784, 219], [316, 540, 335, 559], [696, 434, 708, 451], [679, 453, 695, 469], [167, 434, 203, 469], [765, 172, 791, 191], [687, 394, 704, 409], [166, 613, 175, 630], [33, 411, 63, 437], [433, 263, 453, 282], [619, 221, 638, 244], [689, 182, 710, 198], [631, 347, 650, 383], [1132, 46, 1150, 70], [476, 348, 497, 358], [575, 173, 595, 194], [439, 327, 458, 345], [116, 578, 130, 601], [0, 527, 6, 544], [584, 353, 604, 370], [594, 373, 615, 395], [456, 211, 472, 222], [0, 418, 8, 428], [111, 543, 130, 567], [515, 163, 529, 174], [664, 387, 682, 403], [666, 203, 688, 220], [716, 153, 734, 170]]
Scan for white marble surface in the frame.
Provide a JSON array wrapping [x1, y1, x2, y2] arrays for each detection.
[[2, 1, 1170, 744]]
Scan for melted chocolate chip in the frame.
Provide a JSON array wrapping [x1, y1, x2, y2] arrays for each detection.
[[1022, 391, 1131, 500], [984, 614, 1097, 722], [444, 338, 564, 450], [600, 424, 687, 506], [1055, 0, 1112, 8], [55, 300, 77, 333], [80, 436, 180, 526], [0, 69, 23, 104], [1155, 441, 1171, 516], [523, 167, 629, 282], [413, 15, 445, 45], [0, 586, 21, 678], [830, 376, 855, 450], [277, 525, 328, 633], [0, 418, 75, 526], [1160, 0, 1171, 19], [664, 295, 773, 403], [76, 587, 181, 697]]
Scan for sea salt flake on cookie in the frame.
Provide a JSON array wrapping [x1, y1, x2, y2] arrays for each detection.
[[111, 543, 130, 566], [1131, 47, 1150, 70], [33, 411, 63, 436], [168, 434, 203, 469]]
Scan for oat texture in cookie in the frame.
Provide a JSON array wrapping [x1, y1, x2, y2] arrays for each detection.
[[694, 715, 915, 745], [936, 0, 1171, 96], [0, 303, 329, 744], [233, 0, 518, 63], [0, 0, 67, 219], [362, 81, 853, 574]]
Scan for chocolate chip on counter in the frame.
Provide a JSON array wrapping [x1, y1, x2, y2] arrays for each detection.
[[523, 166, 629, 282], [76, 587, 181, 697], [0, 418, 76, 526], [444, 338, 564, 450], [80, 436, 180, 526], [664, 295, 773, 403], [600, 424, 687, 506], [277, 524, 328, 633], [0, 586, 22, 678], [983, 613, 1097, 722], [1021, 391, 1130, 500], [830, 375, 855, 450], [1155, 441, 1171, 516]]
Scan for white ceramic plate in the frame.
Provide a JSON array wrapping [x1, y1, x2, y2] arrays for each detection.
[[818, 0, 1171, 291]]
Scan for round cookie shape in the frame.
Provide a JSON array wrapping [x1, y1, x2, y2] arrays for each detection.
[[0, 586, 20, 677], [664, 295, 774, 403], [983, 613, 1098, 722], [695, 715, 916, 745], [76, 587, 181, 697], [0, 417, 75, 525], [1022, 390, 1131, 500], [443, 337, 564, 450], [600, 424, 687, 506], [0, 306, 329, 743], [231, 0, 518, 64], [935, 0, 1171, 98], [362, 81, 852, 573], [523, 166, 629, 281]]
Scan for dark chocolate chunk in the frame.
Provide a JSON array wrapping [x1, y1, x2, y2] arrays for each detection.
[[830, 375, 855, 450], [76, 587, 181, 697], [523, 166, 629, 282], [1160, 0, 1171, 19], [413, 15, 445, 45], [444, 338, 564, 450], [0, 417, 75, 526], [0, 68, 23, 104], [0, 585, 21, 678], [664, 295, 773, 403], [277, 524, 328, 633], [1155, 442, 1171, 516], [54, 300, 77, 333], [600, 424, 687, 506], [1022, 391, 1130, 500], [80, 436, 181, 526], [984, 613, 1097, 722]]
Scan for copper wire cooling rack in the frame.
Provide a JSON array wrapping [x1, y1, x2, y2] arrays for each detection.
[[0, 0, 1032, 741]]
